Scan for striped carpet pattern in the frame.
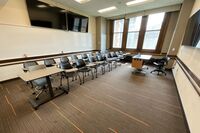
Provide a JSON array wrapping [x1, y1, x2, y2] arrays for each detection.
[[0, 64, 187, 133]]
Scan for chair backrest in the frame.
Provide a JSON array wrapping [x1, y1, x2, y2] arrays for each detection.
[[75, 59, 86, 68], [105, 53, 111, 58], [88, 56, 96, 63], [60, 56, 69, 63], [71, 55, 78, 61], [115, 51, 120, 56], [23, 61, 38, 69], [110, 52, 117, 57], [81, 54, 88, 59], [96, 54, 105, 61], [59, 61, 72, 69], [28, 64, 46, 72], [44, 58, 56, 67], [119, 51, 123, 54]]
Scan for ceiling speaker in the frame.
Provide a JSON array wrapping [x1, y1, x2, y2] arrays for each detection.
[[0, 0, 8, 9]]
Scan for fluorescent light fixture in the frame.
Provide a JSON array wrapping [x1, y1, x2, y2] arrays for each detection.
[[98, 6, 117, 13], [74, 0, 90, 4], [37, 4, 47, 8], [126, 0, 154, 6]]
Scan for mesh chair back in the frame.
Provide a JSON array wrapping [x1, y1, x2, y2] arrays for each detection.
[[75, 59, 86, 68], [60, 56, 69, 63], [44, 58, 56, 67], [81, 54, 88, 59], [59, 61, 73, 69], [97, 55, 105, 61], [71, 55, 78, 61], [88, 56, 96, 63], [28, 65, 46, 72], [23, 61, 38, 69]]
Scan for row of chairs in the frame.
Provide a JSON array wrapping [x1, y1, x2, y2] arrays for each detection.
[[23, 51, 125, 100]]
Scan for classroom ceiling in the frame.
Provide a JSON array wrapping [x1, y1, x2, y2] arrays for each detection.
[[51, 0, 183, 18]]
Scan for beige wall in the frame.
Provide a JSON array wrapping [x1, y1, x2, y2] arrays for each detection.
[[168, 0, 195, 55], [96, 17, 107, 51], [161, 11, 179, 53], [172, 0, 200, 133], [0, 0, 96, 81]]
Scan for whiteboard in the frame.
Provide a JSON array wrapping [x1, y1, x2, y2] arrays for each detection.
[[0, 24, 94, 60]]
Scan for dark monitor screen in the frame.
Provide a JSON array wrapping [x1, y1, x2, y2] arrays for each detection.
[[67, 12, 88, 32], [182, 9, 200, 48], [26, 0, 67, 30]]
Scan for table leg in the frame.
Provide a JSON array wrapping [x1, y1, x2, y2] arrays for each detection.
[[46, 76, 54, 97]]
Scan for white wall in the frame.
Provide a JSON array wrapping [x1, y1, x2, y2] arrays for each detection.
[[173, 46, 200, 133], [0, 0, 96, 81], [172, 0, 200, 132]]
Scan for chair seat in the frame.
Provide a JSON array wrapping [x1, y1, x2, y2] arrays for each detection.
[[78, 67, 91, 72], [33, 78, 47, 87]]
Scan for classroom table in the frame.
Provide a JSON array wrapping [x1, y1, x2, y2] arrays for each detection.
[[19, 66, 69, 109]]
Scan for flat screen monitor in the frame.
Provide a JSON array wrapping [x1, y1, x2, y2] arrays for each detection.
[[67, 12, 88, 32], [26, 0, 67, 30], [182, 9, 200, 48]]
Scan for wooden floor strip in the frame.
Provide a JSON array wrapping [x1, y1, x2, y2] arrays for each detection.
[[153, 106, 183, 119], [56, 110, 84, 133], [106, 95, 126, 104], [50, 101, 61, 110], [5, 87, 10, 94], [32, 109, 42, 121], [69, 103, 86, 114], [84, 94, 150, 128], [102, 82, 180, 110], [108, 128, 118, 133], [5, 95, 16, 116]]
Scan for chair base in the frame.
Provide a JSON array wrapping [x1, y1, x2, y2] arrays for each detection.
[[151, 69, 167, 76]]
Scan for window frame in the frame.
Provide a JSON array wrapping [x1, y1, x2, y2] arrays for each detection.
[[126, 16, 142, 50], [111, 19, 125, 49], [110, 12, 170, 54]]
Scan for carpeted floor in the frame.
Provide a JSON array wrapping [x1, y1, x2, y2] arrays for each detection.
[[0, 64, 188, 133]]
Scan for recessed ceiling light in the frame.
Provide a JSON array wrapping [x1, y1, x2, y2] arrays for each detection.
[[126, 0, 154, 6], [98, 6, 117, 13], [60, 10, 67, 13], [37, 4, 47, 8], [74, 0, 90, 4]]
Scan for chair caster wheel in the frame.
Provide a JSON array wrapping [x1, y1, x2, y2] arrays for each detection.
[[35, 97, 39, 100], [32, 92, 36, 95]]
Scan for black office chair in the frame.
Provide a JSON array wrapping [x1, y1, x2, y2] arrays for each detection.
[[28, 65, 48, 100], [59, 61, 82, 88], [151, 56, 170, 76], [88, 56, 101, 77], [23, 61, 38, 88], [71, 55, 79, 62], [96, 54, 110, 73], [75, 59, 94, 83], [81, 53, 89, 63], [60, 56, 69, 63], [44, 58, 56, 67]]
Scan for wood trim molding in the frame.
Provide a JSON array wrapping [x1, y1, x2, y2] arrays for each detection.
[[176, 57, 200, 96], [122, 19, 129, 51], [137, 16, 148, 51], [0, 50, 99, 67], [156, 12, 171, 53]]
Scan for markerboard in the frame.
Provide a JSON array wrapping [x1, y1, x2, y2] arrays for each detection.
[[0, 24, 94, 60]]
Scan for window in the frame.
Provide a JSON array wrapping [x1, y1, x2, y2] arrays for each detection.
[[126, 16, 142, 49], [73, 18, 80, 32], [112, 19, 124, 48], [142, 13, 165, 50]]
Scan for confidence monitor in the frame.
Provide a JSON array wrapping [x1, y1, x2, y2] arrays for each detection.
[[26, 0, 67, 30], [67, 12, 88, 33]]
